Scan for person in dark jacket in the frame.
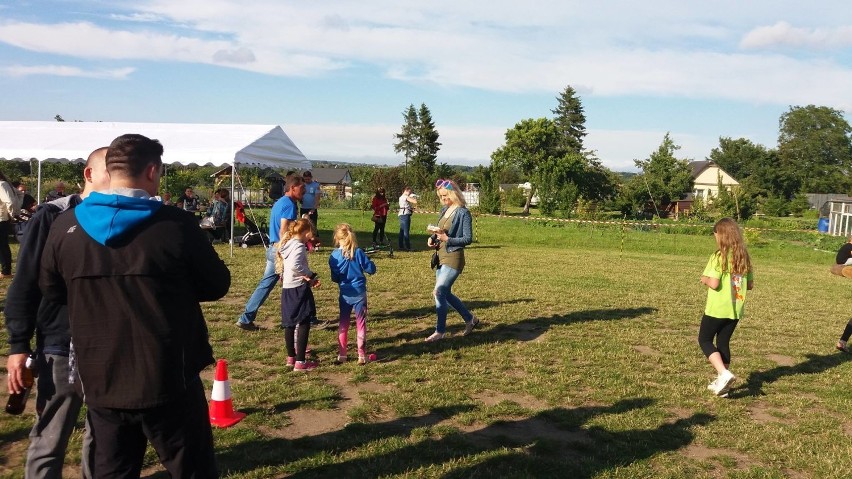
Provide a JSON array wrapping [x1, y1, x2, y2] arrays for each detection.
[[39, 134, 230, 478], [5, 147, 109, 478]]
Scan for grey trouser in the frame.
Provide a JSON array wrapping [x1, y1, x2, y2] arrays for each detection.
[[26, 354, 93, 479]]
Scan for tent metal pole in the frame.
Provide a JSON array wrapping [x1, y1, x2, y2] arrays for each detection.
[[36, 160, 42, 205], [230, 162, 235, 258]]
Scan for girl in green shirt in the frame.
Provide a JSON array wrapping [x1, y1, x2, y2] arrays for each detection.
[[698, 217, 754, 397]]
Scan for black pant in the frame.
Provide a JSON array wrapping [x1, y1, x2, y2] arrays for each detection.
[[0, 220, 12, 274], [698, 314, 739, 365], [87, 377, 217, 478], [372, 216, 386, 243], [285, 322, 311, 362]]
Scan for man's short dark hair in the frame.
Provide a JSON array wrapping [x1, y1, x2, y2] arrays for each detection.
[[285, 175, 304, 191], [106, 134, 163, 177]]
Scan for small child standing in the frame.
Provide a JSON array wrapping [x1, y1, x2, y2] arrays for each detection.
[[698, 217, 754, 397], [279, 219, 321, 372], [328, 223, 377, 364]]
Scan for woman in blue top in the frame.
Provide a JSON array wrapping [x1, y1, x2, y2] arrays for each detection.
[[425, 179, 479, 342]]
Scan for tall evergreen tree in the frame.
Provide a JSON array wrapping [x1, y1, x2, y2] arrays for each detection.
[[413, 103, 441, 174], [393, 104, 419, 169], [551, 85, 587, 154]]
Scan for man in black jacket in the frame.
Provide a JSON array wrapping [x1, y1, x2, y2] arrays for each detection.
[[5, 146, 109, 478], [40, 134, 230, 477]]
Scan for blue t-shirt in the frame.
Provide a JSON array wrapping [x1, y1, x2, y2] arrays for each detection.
[[301, 181, 320, 210], [269, 196, 297, 243]]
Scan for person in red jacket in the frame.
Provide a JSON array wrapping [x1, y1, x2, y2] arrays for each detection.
[[370, 187, 390, 245]]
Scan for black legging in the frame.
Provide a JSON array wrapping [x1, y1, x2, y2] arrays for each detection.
[[284, 323, 310, 362], [0, 220, 12, 275], [840, 319, 852, 342], [697, 314, 739, 365], [372, 216, 386, 244]]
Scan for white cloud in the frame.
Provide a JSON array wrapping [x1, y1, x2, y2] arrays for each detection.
[[0, 64, 135, 79], [1, 3, 852, 109], [741, 21, 852, 50]]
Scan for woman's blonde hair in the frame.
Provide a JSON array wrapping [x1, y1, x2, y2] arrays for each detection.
[[333, 223, 358, 259], [275, 219, 314, 274], [713, 217, 751, 275], [437, 180, 466, 208]]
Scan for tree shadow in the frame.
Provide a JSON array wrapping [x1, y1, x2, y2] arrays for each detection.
[[728, 352, 852, 398], [278, 397, 713, 478], [215, 404, 475, 475], [372, 307, 657, 359]]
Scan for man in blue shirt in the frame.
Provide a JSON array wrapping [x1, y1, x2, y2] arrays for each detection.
[[236, 175, 305, 330], [300, 170, 320, 227]]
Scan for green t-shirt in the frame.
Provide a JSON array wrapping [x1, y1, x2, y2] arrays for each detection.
[[703, 253, 753, 320]]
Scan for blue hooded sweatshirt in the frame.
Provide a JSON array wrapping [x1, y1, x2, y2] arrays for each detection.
[[75, 191, 163, 246], [328, 247, 376, 297]]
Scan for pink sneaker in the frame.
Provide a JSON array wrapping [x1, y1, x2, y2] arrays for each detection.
[[286, 356, 295, 368], [294, 360, 318, 372]]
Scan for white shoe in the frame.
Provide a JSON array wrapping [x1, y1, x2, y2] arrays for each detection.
[[712, 370, 736, 396], [424, 332, 445, 342], [707, 377, 718, 392]]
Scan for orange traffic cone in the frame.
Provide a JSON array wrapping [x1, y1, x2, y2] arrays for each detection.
[[208, 359, 246, 428]]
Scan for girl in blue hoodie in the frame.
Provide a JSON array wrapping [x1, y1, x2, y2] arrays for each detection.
[[328, 223, 376, 364]]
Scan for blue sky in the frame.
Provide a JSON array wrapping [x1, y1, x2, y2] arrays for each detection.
[[1, 1, 851, 171]]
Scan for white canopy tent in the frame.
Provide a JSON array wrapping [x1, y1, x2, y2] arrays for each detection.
[[0, 121, 312, 255]]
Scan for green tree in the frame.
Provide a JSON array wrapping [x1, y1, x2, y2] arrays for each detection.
[[551, 85, 586, 154], [413, 103, 440, 175], [628, 133, 693, 216], [491, 118, 616, 215], [393, 105, 418, 169], [474, 165, 501, 214], [393, 103, 441, 191], [778, 105, 852, 194], [491, 118, 561, 214]]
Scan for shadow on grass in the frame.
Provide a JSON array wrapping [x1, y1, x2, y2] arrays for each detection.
[[728, 352, 852, 398], [371, 298, 536, 323], [373, 307, 657, 358], [216, 397, 714, 478]]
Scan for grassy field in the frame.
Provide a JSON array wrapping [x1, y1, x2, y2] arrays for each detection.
[[1, 209, 851, 478]]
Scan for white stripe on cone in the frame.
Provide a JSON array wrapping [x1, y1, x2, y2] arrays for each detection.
[[211, 380, 231, 401]]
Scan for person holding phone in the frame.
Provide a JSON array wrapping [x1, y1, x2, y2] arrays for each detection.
[[424, 179, 479, 342]]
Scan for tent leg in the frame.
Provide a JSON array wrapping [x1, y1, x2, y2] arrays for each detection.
[[36, 160, 43, 206], [230, 164, 235, 258]]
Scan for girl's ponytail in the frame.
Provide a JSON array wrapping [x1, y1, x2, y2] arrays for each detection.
[[333, 223, 357, 259]]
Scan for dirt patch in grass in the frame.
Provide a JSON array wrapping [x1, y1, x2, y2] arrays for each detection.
[[767, 354, 796, 366], [633, 345, 659, 356], [472, 390, 545, 410], [682, 444, 757, 472], [260, 372, 396, 439], [666, 407, 694, 420], [747, 403, 785, 423]]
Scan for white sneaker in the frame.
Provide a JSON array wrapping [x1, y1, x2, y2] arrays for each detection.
[[707, 377, 718, 392], [712, 370, 736, 396]]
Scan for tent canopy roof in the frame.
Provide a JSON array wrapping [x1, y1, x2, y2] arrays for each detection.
[[0, 121, 311, 170]]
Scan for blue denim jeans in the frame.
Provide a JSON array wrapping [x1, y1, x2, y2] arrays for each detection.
[[28, 354, 94, 479], [238, 246, 279, 324], [398, 214, 411, 250], [434, 265, 472, 334]]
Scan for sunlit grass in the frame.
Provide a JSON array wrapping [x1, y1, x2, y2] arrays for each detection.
[[1, 209, 850, 478]]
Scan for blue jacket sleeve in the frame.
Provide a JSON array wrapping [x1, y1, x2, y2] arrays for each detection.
[[356, 248, 376, 275], [328, 253, 342, 284], [446, 208, 473, 247]]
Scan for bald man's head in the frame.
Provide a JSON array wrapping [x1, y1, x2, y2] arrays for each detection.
[[82, 147, 110, 197]]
